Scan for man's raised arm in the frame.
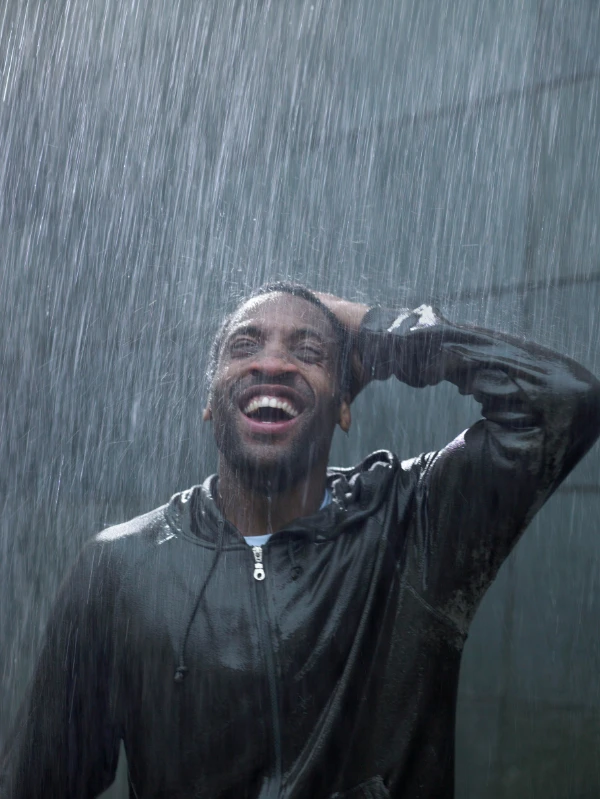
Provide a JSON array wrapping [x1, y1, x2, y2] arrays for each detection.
[[358, 302, 600, 493], [320, 295, 600, 623]]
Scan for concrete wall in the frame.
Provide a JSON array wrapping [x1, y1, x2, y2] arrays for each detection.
[[0, 2, 598, 797]]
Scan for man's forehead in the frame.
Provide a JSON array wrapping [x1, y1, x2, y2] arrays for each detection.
[[228, 293, 336, 337]]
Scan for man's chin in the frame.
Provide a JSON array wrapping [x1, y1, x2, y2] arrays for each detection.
[[215, 413, 332, 493]]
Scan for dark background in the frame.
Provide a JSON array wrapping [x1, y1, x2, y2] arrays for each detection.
[[1, 2, 599, 796]]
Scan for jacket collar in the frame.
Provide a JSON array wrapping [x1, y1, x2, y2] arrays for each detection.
[[166, 450, 398, 548]]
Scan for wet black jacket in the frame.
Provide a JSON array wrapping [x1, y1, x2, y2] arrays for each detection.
[[2, 307, 600, 799]]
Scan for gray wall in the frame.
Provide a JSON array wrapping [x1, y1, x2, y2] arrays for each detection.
[[1, 2, 599, 797]]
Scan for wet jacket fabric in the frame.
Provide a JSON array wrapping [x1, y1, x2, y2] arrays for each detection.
[[2, 306, 600, 799]]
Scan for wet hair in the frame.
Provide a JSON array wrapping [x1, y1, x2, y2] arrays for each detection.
[[206, 281, 353, 397]]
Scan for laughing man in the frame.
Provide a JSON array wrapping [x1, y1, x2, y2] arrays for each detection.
[[2, 282, 600, 798]]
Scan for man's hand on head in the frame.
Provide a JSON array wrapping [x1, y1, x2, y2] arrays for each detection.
[[314, 293, 371, 402], [314, 293, 370, 334]]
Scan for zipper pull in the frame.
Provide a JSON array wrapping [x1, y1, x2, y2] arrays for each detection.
[[252, 546, 265, 581]]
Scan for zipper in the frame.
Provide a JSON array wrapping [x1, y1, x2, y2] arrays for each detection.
[[251, 545, 283, 797], [252, 545, 265, 580]]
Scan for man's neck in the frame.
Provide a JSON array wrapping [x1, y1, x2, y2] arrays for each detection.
[[216, 459, 328, 537]]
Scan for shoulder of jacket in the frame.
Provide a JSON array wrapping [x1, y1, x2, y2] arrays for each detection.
[[67, 505, 176, 593], [400, 450, 439, 475], [92, 504, 174, 551]]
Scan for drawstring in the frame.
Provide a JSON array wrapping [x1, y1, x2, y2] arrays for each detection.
[[174, 520, 225, 683], [287, 536, 303, 580]]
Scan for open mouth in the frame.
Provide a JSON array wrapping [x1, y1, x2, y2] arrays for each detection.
[[241, 395, 300, 424]]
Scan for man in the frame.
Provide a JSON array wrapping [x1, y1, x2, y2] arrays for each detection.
[[2, 282, 600, 798]]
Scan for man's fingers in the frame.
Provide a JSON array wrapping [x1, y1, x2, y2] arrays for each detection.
[[314, 293, 369, 334]]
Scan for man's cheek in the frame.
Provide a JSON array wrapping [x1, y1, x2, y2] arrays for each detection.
[[211, 385, 234, 419]]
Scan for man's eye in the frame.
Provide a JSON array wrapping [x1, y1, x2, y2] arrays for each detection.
[[295, 345, 323, 363], [230, 339, 258, 356]]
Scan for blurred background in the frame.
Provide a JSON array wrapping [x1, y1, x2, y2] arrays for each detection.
[[0, 1, 599, 796]]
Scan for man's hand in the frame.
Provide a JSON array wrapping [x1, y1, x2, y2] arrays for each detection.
[[315, 292, 371, 401]]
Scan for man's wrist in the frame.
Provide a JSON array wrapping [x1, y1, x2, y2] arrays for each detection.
[[359, 306, 417, 335], [358, 305, 386, 333]]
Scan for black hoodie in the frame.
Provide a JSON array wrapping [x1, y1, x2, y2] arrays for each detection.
[[2, 306, 600, 799]]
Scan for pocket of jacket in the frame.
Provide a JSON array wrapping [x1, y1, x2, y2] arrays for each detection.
[[329, 775, 390, 799]]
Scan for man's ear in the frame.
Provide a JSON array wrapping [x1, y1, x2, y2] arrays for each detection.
[[338, 398, 351, 433], [202, 404, 212, 422]]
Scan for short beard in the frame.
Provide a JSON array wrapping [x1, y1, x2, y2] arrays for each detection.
[[212, 399, 331, 495], [217, 427, 325, 496], [225, 454, 305, 496]]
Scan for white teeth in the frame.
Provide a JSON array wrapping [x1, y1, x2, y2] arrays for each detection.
[[243, 395, 299, 418]]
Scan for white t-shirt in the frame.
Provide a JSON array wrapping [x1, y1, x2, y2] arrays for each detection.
[[244, 489, 332, 546]]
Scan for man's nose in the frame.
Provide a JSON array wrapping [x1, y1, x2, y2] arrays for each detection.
[[249, 346, 297, 379]]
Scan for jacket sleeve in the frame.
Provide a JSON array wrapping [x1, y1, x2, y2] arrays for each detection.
[[0, 539, 120, 798], [360, 305, 600, 627]]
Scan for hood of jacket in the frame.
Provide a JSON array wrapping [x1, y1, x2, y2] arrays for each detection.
[[166, 449, 399, 549]]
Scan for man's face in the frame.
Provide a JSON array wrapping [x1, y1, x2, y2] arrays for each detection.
[[208, 293, 349, 493]]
